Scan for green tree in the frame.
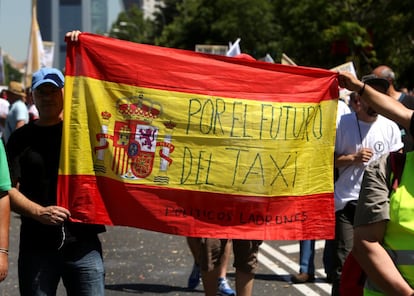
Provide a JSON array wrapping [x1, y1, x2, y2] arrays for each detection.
[[362, 0, 414, 88], [3, 58, 22, 84], [152, 0, 183, 39], [108, 4, 155, 44], [271, 0, 413, 87], [110, 0, 414, 88], [156, 0, 276, 57], [270, 0, 376, 72]]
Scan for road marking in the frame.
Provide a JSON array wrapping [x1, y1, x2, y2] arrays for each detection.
[[259, 242, 331, 295], [279, 240, 326, 254]]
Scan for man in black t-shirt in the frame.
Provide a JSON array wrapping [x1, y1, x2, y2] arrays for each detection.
[[7, 39, 105, 294]]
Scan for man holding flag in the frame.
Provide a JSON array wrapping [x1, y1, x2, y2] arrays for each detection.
[[7, 31, 105, 296]]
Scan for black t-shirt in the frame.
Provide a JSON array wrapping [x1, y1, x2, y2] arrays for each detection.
[[7, 121, 105, 251], [399, 93, 414, 152]]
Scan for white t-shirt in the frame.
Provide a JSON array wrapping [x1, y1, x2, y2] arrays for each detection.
[[334, 113, 403, 211], [336, 99, 351, 127], [0, 98, 10, 138], [4, 100, 28, 143], [28, 104, 39, 120]]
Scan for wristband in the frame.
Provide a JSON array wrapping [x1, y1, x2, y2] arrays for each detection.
[[358, 83, 366, 96]]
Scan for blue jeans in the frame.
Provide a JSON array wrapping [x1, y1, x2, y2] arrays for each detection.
[[299, 240, 315, 274], [18, 237, 105, 296], [299, 240, 332, 275]]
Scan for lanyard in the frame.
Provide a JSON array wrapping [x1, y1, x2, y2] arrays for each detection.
[[356, 114, 363, 143]]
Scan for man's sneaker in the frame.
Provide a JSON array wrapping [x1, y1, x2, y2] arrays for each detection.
[[290, 272, 315, 284], [217, 277, 236, 296], [187, 263, 201, 289]]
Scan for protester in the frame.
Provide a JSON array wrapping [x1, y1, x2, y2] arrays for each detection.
[[0, 140, 11, 283], [337, 71, 413, 131], [352, 149, 414, 295], [291, 240, 317, 283], [199, 238, 262, 296], [187, 237, 236, 295], [337, 98, 352, 124], [0, 89, 7, 99], [372, 65, 414, 103], [25, 87, 39, 122], [372, 65, 414, 152], [0, 94, 9, 141], [6, 30, 105, 296], [191, 51, 262, 296], [337, 71, 414, 295], [331, 75, 403, 295], [292, 96, 352, 284], [3, 81, 28, 143]]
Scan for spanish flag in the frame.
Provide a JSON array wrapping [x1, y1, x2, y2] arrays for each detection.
[[59, 33, 338, 240]]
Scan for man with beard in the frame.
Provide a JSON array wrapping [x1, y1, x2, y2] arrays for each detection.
[[330, 75, 403, 295]]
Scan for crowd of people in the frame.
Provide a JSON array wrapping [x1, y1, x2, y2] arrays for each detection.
[[1, 30, 414, 296]]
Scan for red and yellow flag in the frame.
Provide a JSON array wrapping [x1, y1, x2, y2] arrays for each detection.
[[59, 33, 338, 240]]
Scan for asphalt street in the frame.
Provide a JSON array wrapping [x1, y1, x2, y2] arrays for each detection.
[[1, 215, 332, 295]]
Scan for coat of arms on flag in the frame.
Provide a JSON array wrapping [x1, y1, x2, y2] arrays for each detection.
[[94, 93, 175, 183]]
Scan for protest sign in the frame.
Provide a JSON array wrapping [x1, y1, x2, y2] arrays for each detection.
[[59, 33, 338, 240]]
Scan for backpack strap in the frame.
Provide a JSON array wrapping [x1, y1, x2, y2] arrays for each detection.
[[389, 152, 406, 191]]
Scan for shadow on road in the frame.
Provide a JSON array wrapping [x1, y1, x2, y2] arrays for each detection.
[[106, 283, 203, 294], [255, 273, 291, 282]]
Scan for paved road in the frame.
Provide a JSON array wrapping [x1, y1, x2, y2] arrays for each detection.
[[1, 215, 332, 295]]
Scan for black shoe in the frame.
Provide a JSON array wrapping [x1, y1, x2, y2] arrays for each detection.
[[325, 274, 333, 283]]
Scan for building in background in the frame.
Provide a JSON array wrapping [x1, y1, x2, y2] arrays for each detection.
[[36, 0, 162, 69], [37, 0, 109, 69]]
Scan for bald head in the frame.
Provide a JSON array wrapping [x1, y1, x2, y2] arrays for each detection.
[[372, 65, 395, 81]]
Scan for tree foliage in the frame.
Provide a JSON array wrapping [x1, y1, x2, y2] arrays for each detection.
[[108, 4, 154, 44], [109, 0, 414, 88], [155, 0, 276, 57], [3, 58, 22, 84]]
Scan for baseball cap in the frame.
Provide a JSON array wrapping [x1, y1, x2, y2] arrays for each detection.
[[31, 68, 64, 91], [361, 74, 389, 94]]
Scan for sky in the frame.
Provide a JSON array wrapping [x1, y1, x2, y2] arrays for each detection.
[[0, 0, 122, 62]]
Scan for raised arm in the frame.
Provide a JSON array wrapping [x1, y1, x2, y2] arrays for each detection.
[[338, 71, 413, 131]]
